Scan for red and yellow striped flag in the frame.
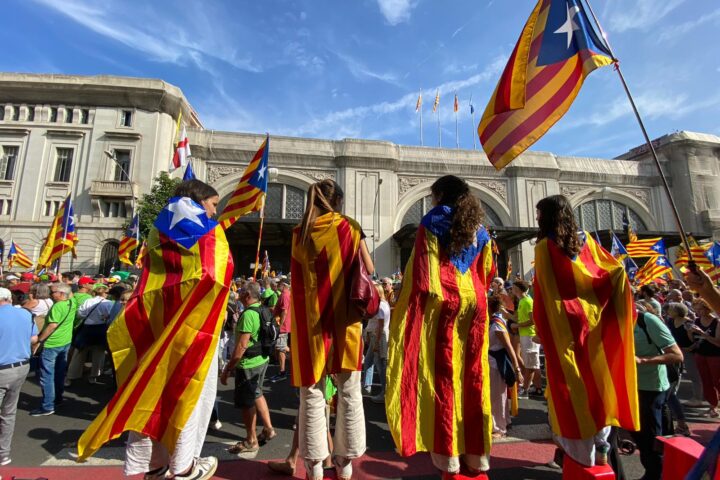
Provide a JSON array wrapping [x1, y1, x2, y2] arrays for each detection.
[[432, 89, 440, 113], [675, 237, 713, 270], [387, 210, 493, 458], [118, 214, 140, 266], [533, 233, 639, 439], [478, 0, 614, 170], [37, 195, 78, 268], [8, 241, 33, 269], [634, 255, 673, 287], [134, 240, 148, 269], [290, 212, 364, 387], [77, 198, 233, 461]]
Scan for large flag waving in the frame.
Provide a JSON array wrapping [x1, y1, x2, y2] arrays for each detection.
[[77, 196, 234, 461], [386, 207, 494, 459], [533, 233, 639, 439], [37, 195, 78, 269], [170, 126, 191, 171], [675, 237, 713, 270], [478, 0, 614, 170], [8, 241, 33, 269], [118, 214, 140, 265], [634, 255, 672, 286], [626, 237, 665, 258], [217, 135, 269, 229]]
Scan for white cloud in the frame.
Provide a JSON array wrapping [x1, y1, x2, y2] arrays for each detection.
[[606, 0, 685, 33], [658, 8, 720, 42], [333, 51, 400, 86], [377, 0, 416, 25]]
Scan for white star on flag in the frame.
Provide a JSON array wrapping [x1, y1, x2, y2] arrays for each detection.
[[555, 4, 581, 49], [167, 197, 206, 230], [258, 164, 267, 179]]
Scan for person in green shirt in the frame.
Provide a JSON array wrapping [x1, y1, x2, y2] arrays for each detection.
[[31, 283, 77, 416], [261, 278, 278, 308], [221, 281, 275, 454], [512, 280, 542, 396], [632, 303, 683, 480]]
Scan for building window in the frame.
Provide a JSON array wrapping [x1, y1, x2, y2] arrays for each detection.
[[45, 200, 61, 216], [66, 108, 74, 123], [54, 148, 73, 182], [27, 106, 35, 122], [401, 194, 502, 227], [113, 150, 131, 181], [0, 199, 11, 215], [50, 107, 58, 123], [120, 110, 133, 127], [0, 106, 4, 121], [223, 183, 306, 220], [81, 109, 89, 124], [11, 106, 19, 121], [573, 200, 647, 232], [100, 200, 127, 218], [0, 146, 18, 181]]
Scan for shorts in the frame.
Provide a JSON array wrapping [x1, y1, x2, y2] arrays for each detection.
[[520, 335, 540, 370], [275, 333, 289, 351], [234, 362, 268, 409]]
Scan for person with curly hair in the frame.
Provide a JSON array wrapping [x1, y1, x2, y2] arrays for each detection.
[[387, 175, 494, 478]]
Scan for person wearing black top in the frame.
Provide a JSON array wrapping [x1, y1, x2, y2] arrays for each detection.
[[690, 298, 720, 418], [665, 303, 693, 435]]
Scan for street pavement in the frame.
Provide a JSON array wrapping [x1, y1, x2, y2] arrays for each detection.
[[1, 361, 718, 479]]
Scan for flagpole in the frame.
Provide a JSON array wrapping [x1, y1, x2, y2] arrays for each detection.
[[583, 0, 694, 263], [455, 100, 459, 149], [437, 109, 441, 148], [252, 206, 265, 280]]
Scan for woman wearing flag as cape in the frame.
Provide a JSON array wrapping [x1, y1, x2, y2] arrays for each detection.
[[77, 179, 233, 480], [290, 179, 374, 480], [532, 195, 639, 468], [386, 175, 495, 479]]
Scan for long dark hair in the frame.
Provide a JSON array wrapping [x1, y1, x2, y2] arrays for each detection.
[[298, 179, 344, 245], [173, 180, 219, 204], [431, 175, 484, 256], [536, 195, 580, 257]]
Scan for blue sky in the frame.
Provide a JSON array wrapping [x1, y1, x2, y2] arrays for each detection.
[[3, 0, 720, 159]]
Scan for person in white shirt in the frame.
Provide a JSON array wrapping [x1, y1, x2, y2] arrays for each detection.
[[368, 285, 391, 404]]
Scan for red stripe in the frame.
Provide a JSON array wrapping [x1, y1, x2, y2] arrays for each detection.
[[333, 219, 358, 372], [433, 255, 459, 456], [314, 248, 336, 369], [532, 269, 581, 438], [464, 241, 490, 455], [226, 190, 262, 212], [547, 241, 605, 432], [226, 184, 256, 199], [160, 240, 184, 328], [290, 253, 315, 386], [578, 246, 634, 427], [399, 227, 430, 455], [495, 40, 521, 112], [488, 57, 584, 163]]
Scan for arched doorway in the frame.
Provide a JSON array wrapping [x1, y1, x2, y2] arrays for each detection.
[[99, 240, 120, 276], [221, 183, 306, 277]]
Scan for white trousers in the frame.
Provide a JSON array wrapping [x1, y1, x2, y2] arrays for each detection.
[[490, 366, 510, 434], [553, 426, 611, 467], [67, 346, 106, 380], [124, 353, 218, 476], [299, 371, 365, 462]]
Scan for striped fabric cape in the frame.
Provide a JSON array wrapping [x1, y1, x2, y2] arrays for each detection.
[[77, 197, 234, 461], [290, 212, 364, 387], [533, 233, 639, 440], [387, 206, 493, 458]]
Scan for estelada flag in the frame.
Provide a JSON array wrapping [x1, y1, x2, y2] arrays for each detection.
[[217, 134, 269, 229], [118, 214, 140, 265], [533, 232, 639, 439], [626, 237, 665, 258], [37, 195, 78, 268], [8, 241, 33, 269], [478, 0, 614, 170], [675, 237, 713, 270], [289, 212, 365, 387], [634, 255, 673, 287], [77, 196, 234, 461], [387, 205, 493, 458]]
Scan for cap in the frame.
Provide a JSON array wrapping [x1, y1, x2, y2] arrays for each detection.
[[0, 287, 12, 300], [106, 276, 119, 283], [21, 272, 34, 281], [78, 276, 94, 286], [93, 283, 109, 291], [5, 274, 19, 281], [10, 282, 31, 294]]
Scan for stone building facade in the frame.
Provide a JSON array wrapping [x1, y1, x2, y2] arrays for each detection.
[[2, 73, 719, 277]]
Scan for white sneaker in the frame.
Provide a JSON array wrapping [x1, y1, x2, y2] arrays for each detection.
[[143, 465, 168, 480], [213, 419, 222, 430], [175, 456, 217, 480], [0, 456, 11, 466]]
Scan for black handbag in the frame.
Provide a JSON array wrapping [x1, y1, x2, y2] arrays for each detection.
[[489, 348, 517, 387]]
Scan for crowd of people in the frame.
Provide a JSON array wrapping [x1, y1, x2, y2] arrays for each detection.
[[1, 176, 719, 480]]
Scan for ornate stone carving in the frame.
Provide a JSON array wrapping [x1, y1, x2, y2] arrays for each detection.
[[207, 166, 243, 184], [306, 170, 336, 182], [560, 184, 586, 198], [630, 188, 650, 205], [398, 176, 431, 196], [476, 180, 507, 201]]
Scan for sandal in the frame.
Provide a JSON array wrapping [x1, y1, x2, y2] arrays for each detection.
[[228, 439, 259, 454], [257, 428, 277, 445]]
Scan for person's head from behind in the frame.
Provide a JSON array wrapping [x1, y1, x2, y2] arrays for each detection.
[[0, 287, 11, 305], [430, 175, 484, 256], [511, 279, 530, 299], [241, 281, 261, 306], [30, 283, 51, 300], [666, 289, 682, 303], [61, 271, 74, 284], [51, 282, 72, 300], [488, 295, 502, 315], [173, 180, 220, 217], [491, 277, 505, 292], [108, 285, 127, 301], [667, 302, 688, 320], [374, 283, 386, 302], [298, 179, 344, 245], [536, 195, 580, 258], [639, 284, 656, 300]]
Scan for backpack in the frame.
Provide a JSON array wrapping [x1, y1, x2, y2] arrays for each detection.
[[243, 305, 278, 358]]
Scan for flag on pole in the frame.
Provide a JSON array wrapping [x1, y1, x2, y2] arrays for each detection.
[[469, 95, 475, 115], [37, 195, 78, 268], [478, 0, 614, 170], [261, 250, 270, 277], [415, 93, 422, 112], [432, 89, 440, 113], [77, 196, 234, 461], [170, 126, 191, 171], [610, 232, 628, 258], [8, 241, 33, 269], [118, 215, 140, 265], [634, 255, 672, 286], [675, 237, 713, 270], [453, 93, 459, 113], [506, 256, 513, 280], [182, 161, 196, 181], [217, 135, 270, 229], [134, 240, 148, 269], [622, 212, 638, 243], [626, 238, 666, 258]]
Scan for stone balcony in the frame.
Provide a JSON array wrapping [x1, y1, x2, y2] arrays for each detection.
[[89, 180, 137, 198]]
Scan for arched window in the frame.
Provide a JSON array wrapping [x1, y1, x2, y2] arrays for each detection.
[[573, 200, 647, 232], [235, 184, 307, 220], [99, 241, 120, 276], [401, 195, 502, 227]]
